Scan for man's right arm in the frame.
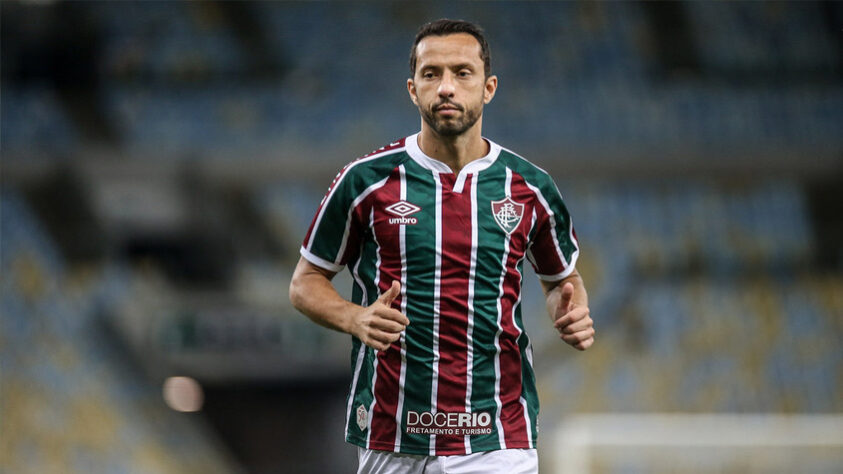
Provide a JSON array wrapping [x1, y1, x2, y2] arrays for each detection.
[[289, 257, 409, 351]]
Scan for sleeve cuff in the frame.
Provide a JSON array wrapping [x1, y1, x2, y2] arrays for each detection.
[[300, 246, 344, 273], [536, 267, 575, 282], [535, 251, 579, 282]]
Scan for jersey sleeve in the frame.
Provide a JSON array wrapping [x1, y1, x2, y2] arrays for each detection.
[[300, 165, 367, 272], [526, 175, 579, 281]]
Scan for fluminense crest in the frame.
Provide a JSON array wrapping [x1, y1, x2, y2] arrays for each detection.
[[491, 197, 524, 234]]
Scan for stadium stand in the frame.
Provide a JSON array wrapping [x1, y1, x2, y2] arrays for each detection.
[[2, 1, 841, 472], [514, 180, 843, 416], [3, 1, 841, 158], [0, 193, 238, 473]]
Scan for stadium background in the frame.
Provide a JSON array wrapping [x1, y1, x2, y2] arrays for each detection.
[[1, 1, 841, 472]]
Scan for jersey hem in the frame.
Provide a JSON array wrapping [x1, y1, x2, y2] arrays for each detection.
[[346, 436, 536, 456]]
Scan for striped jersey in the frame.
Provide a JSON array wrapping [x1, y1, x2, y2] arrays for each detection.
[[300, 133, 579, 456]]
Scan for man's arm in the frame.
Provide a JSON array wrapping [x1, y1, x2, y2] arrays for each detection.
[[289, 257, 409, 351], [540, 268, 594, 350]]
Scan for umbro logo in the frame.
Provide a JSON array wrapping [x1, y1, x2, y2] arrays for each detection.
[[386, 200, 421, 225]]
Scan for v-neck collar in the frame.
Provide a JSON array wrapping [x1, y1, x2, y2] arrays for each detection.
[[405, 132, 502, 193]]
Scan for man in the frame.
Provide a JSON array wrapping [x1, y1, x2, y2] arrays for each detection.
[[289, 19, 593, 474]]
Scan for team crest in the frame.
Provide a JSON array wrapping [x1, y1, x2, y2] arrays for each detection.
[[491, 197, 524, 234]]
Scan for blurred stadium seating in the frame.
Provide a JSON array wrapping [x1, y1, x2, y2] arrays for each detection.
[[520, 180, 842, 415], [2, 1, 841, 473], [2, 1, 841, 158], [1, 193, 238, 473]]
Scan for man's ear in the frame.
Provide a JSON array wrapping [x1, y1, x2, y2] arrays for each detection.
[[483, 75, 498, 104], [407, 78, 419, 106]]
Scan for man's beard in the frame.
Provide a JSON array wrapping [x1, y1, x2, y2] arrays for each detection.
[[419, 100, 482, 137]]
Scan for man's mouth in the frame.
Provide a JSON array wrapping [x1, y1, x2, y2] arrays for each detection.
[[435, 102, 461, 111], [435, 103, 462, 115]]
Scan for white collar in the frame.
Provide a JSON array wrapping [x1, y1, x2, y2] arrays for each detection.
[[405, 132, 502, 175]]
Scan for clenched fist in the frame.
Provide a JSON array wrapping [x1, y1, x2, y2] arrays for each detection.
[[350, 281, 410, 351], [552, 282, 594, 350]]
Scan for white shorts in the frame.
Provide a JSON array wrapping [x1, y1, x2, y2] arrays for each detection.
[[357, 447, 538, 474]]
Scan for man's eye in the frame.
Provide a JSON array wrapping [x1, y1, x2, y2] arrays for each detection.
[[459, 70, 471, 77]]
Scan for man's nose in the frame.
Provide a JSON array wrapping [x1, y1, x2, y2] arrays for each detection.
[[438, 71, 456, 98]]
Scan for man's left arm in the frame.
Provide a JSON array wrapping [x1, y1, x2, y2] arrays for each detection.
[[540, 268, 594, 350]]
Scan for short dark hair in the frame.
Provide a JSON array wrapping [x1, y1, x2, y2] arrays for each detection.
[[409, 19, 491, 78]]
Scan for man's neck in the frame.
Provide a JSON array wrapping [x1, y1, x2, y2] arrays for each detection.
[[417, 122, 489, 174]]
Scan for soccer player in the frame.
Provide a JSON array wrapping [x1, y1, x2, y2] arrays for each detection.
[[289, 19, 593, 474]]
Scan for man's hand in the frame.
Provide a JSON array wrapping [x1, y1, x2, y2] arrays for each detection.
[[350, 281, 410, 351], [552, 282, 594, 350]]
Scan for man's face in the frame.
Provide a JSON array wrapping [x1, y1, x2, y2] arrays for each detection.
[[408, 33, 497, 137]]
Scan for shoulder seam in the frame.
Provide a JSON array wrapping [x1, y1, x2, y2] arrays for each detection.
[[348, 147, 407, 171], [498, 146, 551, 177], [304, 147, 405, 252]]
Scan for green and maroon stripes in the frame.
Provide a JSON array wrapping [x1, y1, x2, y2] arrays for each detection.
[[367, 166, 405, 451], [495, 169, 533, 450], [468, 166, 531, 452], [345, 223, 383, 448], [308, 138, 580, 456], [321, 145, 407, 449], [434, 173, 475, 454], [468, 167, 509, 453], [302, 139, 407, 270], [462, 172, 480, 454], [393, 164, 410, 452], [502, 150, 579, 281], [396, 159, 438, 451]]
